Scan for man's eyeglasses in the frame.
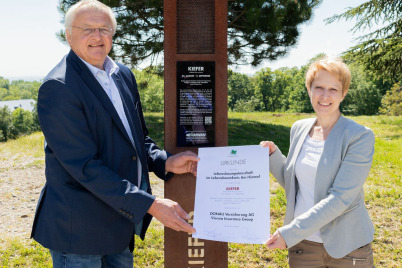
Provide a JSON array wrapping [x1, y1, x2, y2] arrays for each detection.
[[72, 26, 114, 36]]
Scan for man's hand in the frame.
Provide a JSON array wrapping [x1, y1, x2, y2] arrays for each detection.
[[166, 151, 199, 176], [265, 230, 287, 249], [148, 198, 196, 233]]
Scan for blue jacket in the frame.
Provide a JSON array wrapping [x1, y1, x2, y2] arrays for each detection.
[[31, 50, 170, 255]]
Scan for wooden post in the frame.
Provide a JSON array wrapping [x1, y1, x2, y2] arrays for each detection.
[[164, 0, 228, 267]]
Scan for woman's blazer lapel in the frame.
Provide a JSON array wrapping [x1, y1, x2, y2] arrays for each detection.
[[290, 119, 316, 167], [314, 116, 346, 203], [284, 118, 316, 223]]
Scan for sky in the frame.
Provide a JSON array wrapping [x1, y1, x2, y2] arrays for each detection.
[[0, 0, 382, 80]]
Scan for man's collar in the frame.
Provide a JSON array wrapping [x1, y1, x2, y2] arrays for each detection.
[[78, 56, 119, 77], [103, 56, 119, 75]]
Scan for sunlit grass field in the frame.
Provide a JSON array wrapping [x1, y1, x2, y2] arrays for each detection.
[[0, 113, 400, 267]]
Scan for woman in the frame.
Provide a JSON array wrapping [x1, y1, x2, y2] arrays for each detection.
[[261, 57, 375, 267]]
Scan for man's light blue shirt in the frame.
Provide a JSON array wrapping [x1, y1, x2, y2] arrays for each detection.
[[81, 56, 143, 187]]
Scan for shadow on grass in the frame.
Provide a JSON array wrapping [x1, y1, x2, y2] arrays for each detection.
[[144, 114, 291, 154], [228, 118, 290, 153], [144, 114, 165, 148]]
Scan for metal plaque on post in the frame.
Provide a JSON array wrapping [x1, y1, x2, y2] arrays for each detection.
[[177, 61, 215, 147]]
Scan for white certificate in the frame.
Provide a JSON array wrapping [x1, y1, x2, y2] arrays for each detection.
[[192, 145, 270, 244]]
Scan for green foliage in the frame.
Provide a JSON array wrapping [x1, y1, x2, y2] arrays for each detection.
[[286, 66, 313, 113], [53, 2, 394, 116], [271, 68, 293, 111], [228, 70, 255, 111], [226, 0, 322, 66], [0, 76, 10, 90], [326, 0, 402, 84], [2, 51, 390, 146], [341, 64, 382, 115], [11, 108, 34, 137], [0, 106, 12, 141], [254, 68, 274, 111], [143, 113, 165, 148], [0, 79, 40, 101], [233, 96, 261, 112], [0, 107, 40, 142], [225, 53, 388, 115], [379, 82, 402, 115], [133, 67, 164, 112], [0, 77, 41, 142], [58, 0, 321, 67], [0, 88, 9, 100], [253, 66, 312, 113], [0, 67, 165, 143]]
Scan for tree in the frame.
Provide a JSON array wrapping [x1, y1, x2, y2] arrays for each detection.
[[227, 70, 254, 110], [0, 80, 40, 101], [341, 64, 382, 115], [0, 76, 11, 100], [133, 67, 164, 112], [254, 67, 274, 111], [31, 104, 41, 132], [0, 76, 9, 90], [379, 82, 402, 115], [286, 66, 312, 113], [253, 68, 292, 112], [11, 108, 34, 138], [227, 0, 322, 66], [326, 0, 402, 84], [0, 106, 12, 141], [58, 0, 321, 67], [0, 105, 40, 142], [232, 96, 260, 112], [270, 68, 292, 111], [0, 88, 8, 100]]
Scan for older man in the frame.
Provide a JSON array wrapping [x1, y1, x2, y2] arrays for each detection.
[[31, 0, 198, 267]]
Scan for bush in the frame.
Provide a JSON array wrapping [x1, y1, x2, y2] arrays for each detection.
[[233, 96, 261, 112], [11, 108, 34, 137], [379, 82, 402, 116], [134, 68, 164, 112], [0, 106, 40, 142], [0, 106, 12, 141], [341, 64, 382, 115]]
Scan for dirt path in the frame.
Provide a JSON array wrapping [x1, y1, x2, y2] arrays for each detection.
[[0, 153, 44, 243], [0, 151, 163, 245]]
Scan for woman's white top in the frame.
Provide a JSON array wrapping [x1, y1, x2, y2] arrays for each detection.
[[294, 135, 325, 243]]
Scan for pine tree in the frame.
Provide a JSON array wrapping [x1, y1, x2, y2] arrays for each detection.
[[58, 0, 321, 68], [326, 0, 402, 84]]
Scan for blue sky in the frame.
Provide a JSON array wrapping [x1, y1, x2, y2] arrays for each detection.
[[0, 0, 381, 80]]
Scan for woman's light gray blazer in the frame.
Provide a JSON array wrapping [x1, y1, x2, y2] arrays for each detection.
[[269, 115, 375, 258]]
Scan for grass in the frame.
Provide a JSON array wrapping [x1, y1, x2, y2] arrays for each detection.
[[134, 222, 165, 267], [0, 132, 45, 159], [0, 239, 51, 267], [0, 113, 400, 267]]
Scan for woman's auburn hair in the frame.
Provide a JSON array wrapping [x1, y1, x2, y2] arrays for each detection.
[[305, 57, 351, 94]]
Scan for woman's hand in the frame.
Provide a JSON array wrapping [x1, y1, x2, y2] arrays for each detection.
[[165, 151, 200, 176], [259, 141, 277, 156], [265, 230, 287, 249]]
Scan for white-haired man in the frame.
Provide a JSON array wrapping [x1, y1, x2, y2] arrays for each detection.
[[31, 1, 198, 267]]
